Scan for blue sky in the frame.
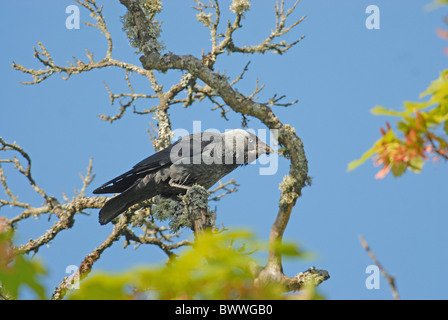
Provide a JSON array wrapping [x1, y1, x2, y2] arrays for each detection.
[[1, 0, 447, 300]]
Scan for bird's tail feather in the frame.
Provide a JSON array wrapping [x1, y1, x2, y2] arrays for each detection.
[[98, 191, 144, 225]]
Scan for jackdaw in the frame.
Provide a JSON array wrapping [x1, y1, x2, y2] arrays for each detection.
[[93, 129, 273, 225]]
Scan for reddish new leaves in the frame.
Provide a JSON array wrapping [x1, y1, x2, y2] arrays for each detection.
[[349, 71, 448, 178]]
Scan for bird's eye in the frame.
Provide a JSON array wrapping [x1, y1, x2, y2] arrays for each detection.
[[248, 138, 254, 143]]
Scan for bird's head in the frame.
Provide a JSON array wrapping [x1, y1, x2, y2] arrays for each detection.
[[223, 129, 273, 165]]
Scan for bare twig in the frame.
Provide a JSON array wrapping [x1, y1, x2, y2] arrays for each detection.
[[0, 137, 49, 203], [227, 0, 306, 55], [76, 158, 96, 198], [359, 235, 400, 300], [208, 179, 240, 201], [426, 132, 448, 161], [265, 93, 298, 107]]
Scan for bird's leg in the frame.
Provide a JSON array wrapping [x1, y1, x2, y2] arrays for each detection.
[[169, 180, 191, 191]]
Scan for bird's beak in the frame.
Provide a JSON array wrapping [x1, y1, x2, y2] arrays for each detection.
[[258, 143, 274, 155]]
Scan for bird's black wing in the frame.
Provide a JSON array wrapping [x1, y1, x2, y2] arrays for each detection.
[[92, 132, 220, 194]]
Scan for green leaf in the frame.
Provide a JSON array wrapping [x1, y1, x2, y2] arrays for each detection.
[[0, 232, 47, 300], [347, 146, 377, 171], [0, 256, 47, 299], [420, 70, 448, 98], [269, 240, 304, 258], [68, 273, 132, 300], [403, 101, 433, 111], [444, 120, 448, 135], [391, 162, 407, 177], [68, 230, 312, 300], [371, 105, 406, 117], [408, 156, 425, 173]]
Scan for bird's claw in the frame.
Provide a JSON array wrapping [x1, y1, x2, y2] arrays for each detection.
[[169, 180, 191, 190]]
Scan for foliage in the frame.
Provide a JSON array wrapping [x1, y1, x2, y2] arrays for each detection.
[[67, 230, 312, 300], [349, 1, 448, 179], [348, 70, 448, 178], [0, 221, 47, 300]]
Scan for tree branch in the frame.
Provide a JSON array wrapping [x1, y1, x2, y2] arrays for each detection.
[[359, 235, 400, 300]]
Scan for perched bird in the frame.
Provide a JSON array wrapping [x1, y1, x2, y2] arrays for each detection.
[[93, 129, 273, 225]]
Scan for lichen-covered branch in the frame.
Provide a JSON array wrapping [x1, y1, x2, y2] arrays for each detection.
[[15, 197, 106, 255]]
